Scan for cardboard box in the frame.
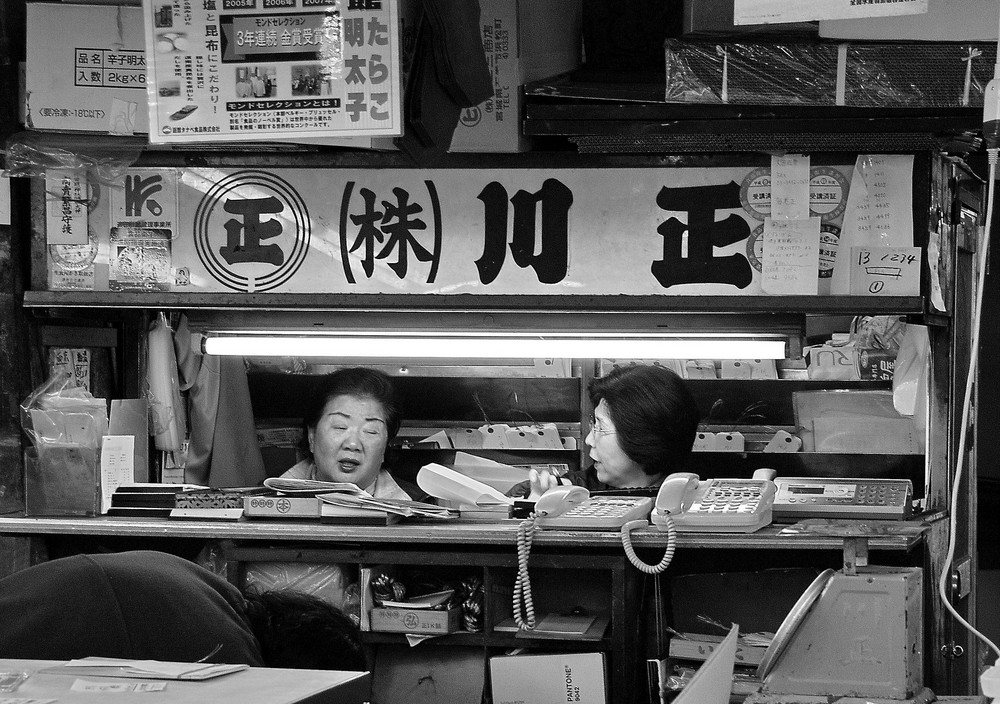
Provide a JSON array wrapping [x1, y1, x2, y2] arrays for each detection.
[[370, 606, 461, 635], [449, 0, 582, 153], [26, 3, 148, 134], [489, 652, 607, 704]]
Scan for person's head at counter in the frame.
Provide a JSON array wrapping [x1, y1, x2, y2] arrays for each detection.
[[514, 364, 700, 498], [281, 367, 413, 500], [586, 363, 700, 489]]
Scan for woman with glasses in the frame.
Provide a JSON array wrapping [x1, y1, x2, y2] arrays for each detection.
[[509, 364, 701, 498], [280, 367, 423, 500]]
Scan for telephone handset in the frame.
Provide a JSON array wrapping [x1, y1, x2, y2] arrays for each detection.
[[651, 469, 777, 534]]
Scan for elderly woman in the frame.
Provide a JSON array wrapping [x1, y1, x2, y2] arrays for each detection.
[[510, 364, 701, 498], [280, 367, 421, 500]]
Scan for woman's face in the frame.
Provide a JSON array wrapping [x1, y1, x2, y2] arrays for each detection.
[[308, 393, 389, 490], [585, 399, 653, 488]]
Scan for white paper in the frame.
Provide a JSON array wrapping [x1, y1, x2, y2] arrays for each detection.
[[0, 173, 10, 226], [44, 169, 88, 245], [416, 463, 513, 507], [849, 246, 921, 295], [761, 217, 820, 295], [770, 155, 810, 220], [735, 0, 927, 25], [100, 435, 135, 514], [830, 155, 915, 294]]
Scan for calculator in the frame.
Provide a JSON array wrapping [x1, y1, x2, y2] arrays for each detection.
[[536, 496, 654, 530]]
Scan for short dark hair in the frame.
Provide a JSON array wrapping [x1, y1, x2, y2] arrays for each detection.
[[243, 589, 367, 671], [301, 367, 402, 452], [588, 364, 700, 477]]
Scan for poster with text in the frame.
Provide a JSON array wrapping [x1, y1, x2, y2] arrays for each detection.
[[143, 0, 402, 143]]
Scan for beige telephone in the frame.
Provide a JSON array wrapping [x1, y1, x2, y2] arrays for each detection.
[[650, 468, 777, 534]]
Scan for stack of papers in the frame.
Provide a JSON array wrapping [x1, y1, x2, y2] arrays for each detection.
[[317, 493, 457, 520], [50, 658, 248, 681], [262, 477, 369, 496]]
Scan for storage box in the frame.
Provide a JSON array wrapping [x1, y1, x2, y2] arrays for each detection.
[[25, 3, 148, 134], [489, 652, 607, 704], [449, 0, 582, 153], [370, 606, 461, 635], [664, 38, 997, 108]]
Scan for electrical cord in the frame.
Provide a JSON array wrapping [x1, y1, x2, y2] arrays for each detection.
[[513, 514, 540, 630], [621, 518, 677, 574], [936, 143, 1000, 664]]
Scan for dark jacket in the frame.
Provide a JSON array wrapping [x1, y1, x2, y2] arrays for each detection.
[[0, 550, 263, 665]]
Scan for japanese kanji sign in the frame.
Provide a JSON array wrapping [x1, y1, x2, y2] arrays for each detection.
[[48, 159, 916, 296]]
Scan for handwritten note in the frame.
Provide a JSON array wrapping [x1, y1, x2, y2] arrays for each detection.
[[45, 169, 88, 245], [761, 217, 820, 295], [100, 435, 135, 514], [849, 246, 921, 295], [770, 154, 810, 220], [830, 154, 914, 294]]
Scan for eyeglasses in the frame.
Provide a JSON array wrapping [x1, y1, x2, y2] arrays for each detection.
[[588, 413, 617, 437]]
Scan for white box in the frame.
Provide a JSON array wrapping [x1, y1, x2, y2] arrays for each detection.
[[489, 652, 606, 704], [449, 0, 582, 153], [25, 3, 148, 134]]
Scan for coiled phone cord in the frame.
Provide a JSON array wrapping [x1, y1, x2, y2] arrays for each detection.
[[513, 515, 539, 629], [621, 517, 677, 575]]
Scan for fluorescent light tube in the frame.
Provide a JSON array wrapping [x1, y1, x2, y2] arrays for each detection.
[[202, 332, 786, 360]]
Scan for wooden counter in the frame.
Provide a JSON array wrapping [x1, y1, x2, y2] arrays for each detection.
[[0, 513, 936, 552]]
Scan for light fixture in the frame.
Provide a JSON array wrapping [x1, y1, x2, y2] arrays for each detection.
[[201, 330, 787, 360]]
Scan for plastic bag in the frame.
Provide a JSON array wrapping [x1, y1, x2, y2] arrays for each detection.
[[20, 370, 109, 516], [146, 312, 187, 452], [243, 562, 350, 610], [893, 324, 929, 423], [20, 369, 108, 451]]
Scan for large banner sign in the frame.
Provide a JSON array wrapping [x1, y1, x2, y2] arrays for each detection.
[[46, 157, 915, 296]]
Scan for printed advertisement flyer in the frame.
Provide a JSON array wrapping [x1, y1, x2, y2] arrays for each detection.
[[142, 0, 402, 143]]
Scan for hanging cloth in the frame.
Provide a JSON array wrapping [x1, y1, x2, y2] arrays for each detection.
[[174, 315, 266, 487]]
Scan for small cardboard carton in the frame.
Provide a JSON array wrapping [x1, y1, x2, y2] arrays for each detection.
[[25, 3, 148, 134], [449, 0, 582, 153], [370, 606, 461, 635], [489, 652, 607, 704]]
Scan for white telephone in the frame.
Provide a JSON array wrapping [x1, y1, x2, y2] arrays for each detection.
[[651, 468, 777, 534]]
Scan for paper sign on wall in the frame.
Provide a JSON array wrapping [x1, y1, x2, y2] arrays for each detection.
[[770, 155, 810, 220], [100, 435, 135, 514], [831, 155, 915, 294], [761, 217, 820, 295], [45, 169, 88, 245], [849, 246, 921, 295]]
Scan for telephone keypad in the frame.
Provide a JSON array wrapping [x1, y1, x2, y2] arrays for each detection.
[[537, 497, 654, 530]]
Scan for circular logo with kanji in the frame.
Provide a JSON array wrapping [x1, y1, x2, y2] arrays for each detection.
[[193, 170, 310, 292], [739, 165, 850, 222], [276, 498, 291, 514], [49, 227, 98, 270]]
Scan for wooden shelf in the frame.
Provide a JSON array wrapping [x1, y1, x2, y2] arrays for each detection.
[[22, 290, 926, 315]]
